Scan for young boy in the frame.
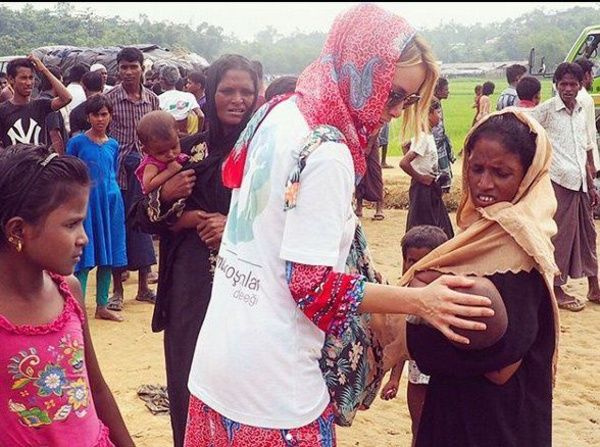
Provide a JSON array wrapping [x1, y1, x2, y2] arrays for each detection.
[[496, 63, 527, 110], [400, 99, 454, 239], [380, 225, 448, 444], [516, 75, 541, 108]]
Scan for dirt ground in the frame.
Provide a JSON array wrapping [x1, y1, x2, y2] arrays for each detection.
[[86, 158, 600, 446]]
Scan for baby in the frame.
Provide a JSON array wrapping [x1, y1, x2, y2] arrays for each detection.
[[135, 110, 191, 194]]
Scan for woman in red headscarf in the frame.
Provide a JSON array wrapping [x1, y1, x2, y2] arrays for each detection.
[[183, 4, 493, 446]]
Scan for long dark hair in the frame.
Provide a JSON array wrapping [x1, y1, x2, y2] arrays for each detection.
[[0, 145, 90, 248], [204, 54, 259, 155]]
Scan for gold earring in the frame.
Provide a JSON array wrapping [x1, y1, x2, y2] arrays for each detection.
[[8, 237, 22, 253]]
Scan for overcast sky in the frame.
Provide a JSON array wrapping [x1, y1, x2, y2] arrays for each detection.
[[3, 2, 596, 41]]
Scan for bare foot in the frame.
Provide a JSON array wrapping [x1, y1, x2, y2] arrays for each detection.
[[586, 278, 600, 303], [95, 306, 124, 322], [587, 291, 600, 303]]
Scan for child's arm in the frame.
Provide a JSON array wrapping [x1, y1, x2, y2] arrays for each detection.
[[380, 361, 405, 400], [401, 141, 411, 155], [143, 161, 182, 194], [400, 151, 435, 185], [485, 360, 522, 385], [65, 276, 135, 447]]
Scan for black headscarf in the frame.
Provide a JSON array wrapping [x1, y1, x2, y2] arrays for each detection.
[[180, 54, 259, 213]]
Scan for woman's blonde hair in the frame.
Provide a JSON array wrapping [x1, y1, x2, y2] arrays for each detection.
[[397, 35, 440, 139]]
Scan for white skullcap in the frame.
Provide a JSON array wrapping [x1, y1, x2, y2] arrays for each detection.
[[90, 63, 107, 72]]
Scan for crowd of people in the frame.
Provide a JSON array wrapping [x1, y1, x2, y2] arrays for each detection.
[[0, 3, 597, 447]]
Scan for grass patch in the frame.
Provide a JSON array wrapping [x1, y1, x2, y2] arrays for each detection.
[[387, 77, 554, 157], [379, 77, 554, 210]]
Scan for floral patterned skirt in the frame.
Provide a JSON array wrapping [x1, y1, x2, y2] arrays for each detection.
[[183, 395, 336, 446]]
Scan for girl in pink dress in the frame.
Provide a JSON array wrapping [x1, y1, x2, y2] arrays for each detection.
[[0, 144, 134, 447]]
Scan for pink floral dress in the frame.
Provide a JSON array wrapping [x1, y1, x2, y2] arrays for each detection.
[[0, 273, 114, 447]]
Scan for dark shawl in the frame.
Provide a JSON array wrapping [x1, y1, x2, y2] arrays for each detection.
[[128, 57, 258, 332]]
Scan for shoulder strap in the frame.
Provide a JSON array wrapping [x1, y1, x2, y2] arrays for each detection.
[[284, 124, 345, 210]]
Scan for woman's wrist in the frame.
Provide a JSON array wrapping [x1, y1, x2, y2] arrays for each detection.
[[400, 286, 422, 316], [361, 282, 421, 315]]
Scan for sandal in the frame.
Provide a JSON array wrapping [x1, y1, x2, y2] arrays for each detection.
[[557, 298, 585, 312], [135, 289, 157, 304], [107, 293, 124, 311]]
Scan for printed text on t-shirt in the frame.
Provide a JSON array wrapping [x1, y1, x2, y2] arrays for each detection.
[[216, 254, 261, 306]]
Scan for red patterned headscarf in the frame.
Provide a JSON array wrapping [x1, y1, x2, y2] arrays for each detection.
[[222, 4, 416, 188], [296, 4, 415, 177]]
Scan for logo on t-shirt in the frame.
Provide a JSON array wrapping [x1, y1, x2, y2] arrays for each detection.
[[216, 254, 261, 307], [7, 118, 42, 145], [168, 100, 190, 112]]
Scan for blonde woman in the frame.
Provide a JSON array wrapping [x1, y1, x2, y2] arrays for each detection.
[[184, 4, 492, 445]]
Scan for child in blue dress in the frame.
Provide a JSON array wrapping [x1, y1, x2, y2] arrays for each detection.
[[66, 95, 127, 322]]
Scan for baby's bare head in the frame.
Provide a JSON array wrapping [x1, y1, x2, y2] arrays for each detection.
[[137, 111, 178, 155]]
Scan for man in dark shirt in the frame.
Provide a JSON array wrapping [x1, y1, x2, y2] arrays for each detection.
[[38, 65, 68, 154], [69, 71, 104, 136], [0, 55, 71, 148], [185, 71, 206, 109]]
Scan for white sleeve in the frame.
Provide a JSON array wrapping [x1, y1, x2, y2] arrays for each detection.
[[585, 100, 598, 151], [410, 136, 427, 157], [527, 101, 547, 127], [280, 142, 354, 266]]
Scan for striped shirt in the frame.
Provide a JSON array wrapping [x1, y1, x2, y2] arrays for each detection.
[[431, 102, 454, 190], [105, 84, 160, 188], [496, 86, 518, 111]]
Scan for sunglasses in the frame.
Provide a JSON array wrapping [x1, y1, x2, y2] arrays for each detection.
[[387, 90, 421, 109]]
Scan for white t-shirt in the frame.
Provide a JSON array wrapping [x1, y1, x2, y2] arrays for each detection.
[[158, 89, 199, 121], [188, 97, 356, 428], [66, 83, 86, 109], [409, 133, 439, 176]]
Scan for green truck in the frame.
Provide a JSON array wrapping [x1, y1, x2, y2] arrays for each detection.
[[530, 25, 600, 112], [565, 25, 600, 106]]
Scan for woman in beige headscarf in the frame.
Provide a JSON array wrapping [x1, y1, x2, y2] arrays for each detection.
[[382, 109, 559, 447]]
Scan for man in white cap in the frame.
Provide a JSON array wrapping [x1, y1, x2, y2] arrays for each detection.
[[90, 63, 113, 92]]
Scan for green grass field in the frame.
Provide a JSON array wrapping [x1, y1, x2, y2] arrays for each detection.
[[387, 77, 554, 156]]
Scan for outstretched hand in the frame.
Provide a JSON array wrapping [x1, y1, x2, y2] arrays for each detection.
[[417, 275, 494, 345]]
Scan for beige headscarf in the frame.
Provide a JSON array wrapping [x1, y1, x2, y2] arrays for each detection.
[[379, 109, 560, 377]]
